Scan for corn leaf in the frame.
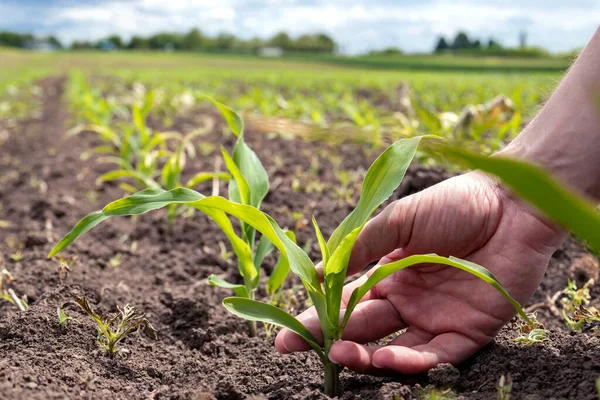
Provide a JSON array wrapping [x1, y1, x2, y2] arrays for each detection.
[[48, 188, 322, 295], [132, 104, 150, 146], [254, 234, 275, 272], [325, 226, 362, 327], [96, 170, 160, 189], [208, 275, 248, 298], [221, 147, 251, 205], [185, 172, 230, 189], [267, 231, 296, 296], [223, 297, 325, 361], [312, 217, 330, 268], [64, 124, 121, 148], [202, 207, 257, 290], [328, 136, 422, 253], [442, 147, 600, 253], [340, 254, 530, 337], [204, 96, 269, 209]]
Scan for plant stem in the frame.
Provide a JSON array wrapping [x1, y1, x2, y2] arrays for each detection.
[[247, 320, 257, 337], [323, 360, 340, 397]]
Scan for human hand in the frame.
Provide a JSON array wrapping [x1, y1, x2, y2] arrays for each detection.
[[275, 171, 565, 374]]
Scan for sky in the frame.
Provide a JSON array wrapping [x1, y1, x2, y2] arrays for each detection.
[[1, 0, 598, 54]]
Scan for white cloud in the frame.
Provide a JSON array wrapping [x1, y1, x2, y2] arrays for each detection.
[[0, 0, 596, 53]]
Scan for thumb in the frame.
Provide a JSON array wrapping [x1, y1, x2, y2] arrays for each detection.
[[346, 195, 417, 276]]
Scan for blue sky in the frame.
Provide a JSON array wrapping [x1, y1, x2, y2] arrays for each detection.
[[1, 0, 597, 53]]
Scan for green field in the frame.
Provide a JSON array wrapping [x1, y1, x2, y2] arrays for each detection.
[[1, 49, 564, 150]]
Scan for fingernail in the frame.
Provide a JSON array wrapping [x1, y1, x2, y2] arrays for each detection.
[[372, 350, 389, 368], [328, 352, 340, 364], [282, 333, 292, 353]]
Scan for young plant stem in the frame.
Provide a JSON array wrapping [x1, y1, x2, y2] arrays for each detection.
[[323, 337, 340, 397], [323, 360, 340, 397], [247, 289, 257, 337], [247, 320, 257, 337]]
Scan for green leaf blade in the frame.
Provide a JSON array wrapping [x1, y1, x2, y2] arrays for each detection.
[[208, 275, 248, 298], [442, 147, 600, 253], [340, 254, 530, 334], [328, 136, 422, 253], [223, 297, 325, 360]]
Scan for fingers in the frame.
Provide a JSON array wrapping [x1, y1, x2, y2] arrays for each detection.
[[275, 291, 394, 354], [330, 331, 482, 375], [347, 197, 417, 276], [336, 299, 405, 343]]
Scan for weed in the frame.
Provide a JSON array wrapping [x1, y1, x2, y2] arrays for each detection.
[[74, 295, 157, 356]]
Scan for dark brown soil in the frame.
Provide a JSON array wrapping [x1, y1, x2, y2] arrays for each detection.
[[0, 77, 599, 400]]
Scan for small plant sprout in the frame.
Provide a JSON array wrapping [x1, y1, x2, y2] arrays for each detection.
[[74, 296, 157, 356], [57, 255, 77, 284], [48, 130, 534, 395], [0, 269, 28, 311], [497, 374, 512, 400], [109, 253, 122, 268], [559, 279, 600, 334], [513, 312, 546, 345], [57, 304, 75, 331]]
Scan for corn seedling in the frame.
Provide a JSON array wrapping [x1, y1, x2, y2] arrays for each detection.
[[419, 387, 456, 400], [497, 374, 512, 400], [109, 253, 122, 268], [48, 132, 533, 395], [57, 305, 75, 331], [0, 269, 28, 311], [74, 296, 157, 356]]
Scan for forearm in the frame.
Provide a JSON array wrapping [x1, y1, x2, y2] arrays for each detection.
[[499, 27, 600, 201]]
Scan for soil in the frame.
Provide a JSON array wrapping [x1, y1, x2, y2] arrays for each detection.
[[1, 77, 600, 400]]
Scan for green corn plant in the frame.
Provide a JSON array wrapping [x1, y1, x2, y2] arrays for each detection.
[[74, 296, 157, 356], [203, 97, 289, 337], [47, 135, 532, 396], [57, 305, 75, 331]]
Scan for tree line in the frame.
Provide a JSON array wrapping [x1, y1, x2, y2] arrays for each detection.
[[0, 29, 337, 53], [433, 31, 550, 57]]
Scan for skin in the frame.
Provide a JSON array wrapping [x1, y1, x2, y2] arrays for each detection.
[[275, 26, 600, 374]]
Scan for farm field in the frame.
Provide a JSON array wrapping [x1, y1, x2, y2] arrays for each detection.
[[1, 50, 600, 399]]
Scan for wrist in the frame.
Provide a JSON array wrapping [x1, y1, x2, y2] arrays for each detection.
[[495, 125, 600, 203]]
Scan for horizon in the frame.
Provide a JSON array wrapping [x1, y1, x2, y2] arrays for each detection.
[[1, 0, 598, 54]]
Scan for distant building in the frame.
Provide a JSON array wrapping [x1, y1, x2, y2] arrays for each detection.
[[98, 40, 117, 51], [24, 39, 59, 52], [258, 46, 283, 57]]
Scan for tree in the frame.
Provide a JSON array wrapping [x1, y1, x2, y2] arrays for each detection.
[[215, 33, 236, 50], [182, 28, 204, 50], [488, 38, 503, 50], [128, 36, 149, 49], [149, 33, 183, 50], [71, 40, 93, 50], [47, 36, 63, 49], [471, 39, 481, 49], [315, 33, 336, 52], [0, 31, 33, 48], [106, 35, 123, 49], [452, 31, 471, 50], [434, 36, 449, 53], [269, 32, 292, 50]]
